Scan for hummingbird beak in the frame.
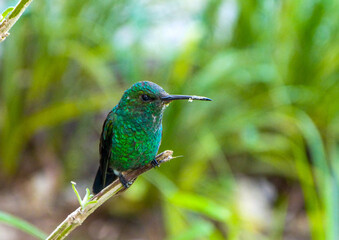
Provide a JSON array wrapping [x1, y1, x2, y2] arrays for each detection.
[[161, 95, 212, 102]]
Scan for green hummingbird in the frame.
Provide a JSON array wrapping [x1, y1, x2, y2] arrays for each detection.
[[93, 81, 211, 194]]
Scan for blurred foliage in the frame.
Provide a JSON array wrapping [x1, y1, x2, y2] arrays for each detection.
[[0, 211, 47, 240], [0, 0, 338, 239]]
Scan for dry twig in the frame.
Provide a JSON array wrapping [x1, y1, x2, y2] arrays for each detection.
[[0, 0, 34, 42]]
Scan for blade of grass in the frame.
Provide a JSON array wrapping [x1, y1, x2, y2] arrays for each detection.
[[0, 211, 47, 240]]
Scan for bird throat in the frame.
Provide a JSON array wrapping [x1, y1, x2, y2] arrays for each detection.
[[117, 104, 166, 134]]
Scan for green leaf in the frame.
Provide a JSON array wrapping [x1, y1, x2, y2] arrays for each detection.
[[71, 181, 97, 210], [167, 218, 215, 240], [71, 181, 83, 209], [168, 191, 230, 222], [1, 7, 14, 19], [0, 211, 47, 240]]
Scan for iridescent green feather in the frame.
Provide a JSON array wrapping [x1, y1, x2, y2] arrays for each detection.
[[100, 82, 165, 172], [93, 81, 210, 193]]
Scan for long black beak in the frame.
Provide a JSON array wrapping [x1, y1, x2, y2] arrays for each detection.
[[161, 95, 212, 101]]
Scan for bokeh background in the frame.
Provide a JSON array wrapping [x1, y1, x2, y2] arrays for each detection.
[[0, 0, 338, 239]]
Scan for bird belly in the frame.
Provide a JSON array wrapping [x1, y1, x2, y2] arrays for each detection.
[[110, 122, 162, 172]]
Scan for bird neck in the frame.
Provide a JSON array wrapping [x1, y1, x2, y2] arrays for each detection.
[[115, 105, 164, 132]]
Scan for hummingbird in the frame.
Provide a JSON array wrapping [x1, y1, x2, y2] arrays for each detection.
[[92, 81, 211, 194]]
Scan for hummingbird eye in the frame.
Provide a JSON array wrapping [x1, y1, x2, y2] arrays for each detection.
[[141, 94, 152, 102]]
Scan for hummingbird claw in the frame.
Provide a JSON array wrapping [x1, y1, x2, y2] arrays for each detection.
[[151, 159, 160, 168], [118, 173, 132, 188]]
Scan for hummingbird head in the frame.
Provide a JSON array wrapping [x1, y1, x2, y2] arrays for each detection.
[[117, 81, 211, 117]]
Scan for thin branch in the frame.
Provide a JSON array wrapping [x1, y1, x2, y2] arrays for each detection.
[[0, 0, 34, 42], [46, 150, 174, 240]]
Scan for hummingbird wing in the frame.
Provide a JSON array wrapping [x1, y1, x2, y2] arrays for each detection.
[[99, 111, 116, 187]]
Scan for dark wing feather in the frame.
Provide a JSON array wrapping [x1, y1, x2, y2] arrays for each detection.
[[93, 111, 116, 194], [99, 111, 115, 186]]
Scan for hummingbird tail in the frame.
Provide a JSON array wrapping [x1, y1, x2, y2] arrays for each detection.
[[92, 167, 117, 194]]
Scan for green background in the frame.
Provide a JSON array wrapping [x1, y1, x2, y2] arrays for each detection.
[[0, 0, 338, 239]]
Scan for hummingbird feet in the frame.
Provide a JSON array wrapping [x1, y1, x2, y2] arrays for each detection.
[[118, 173, 132, 188], [151, 159, 160, 168]]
